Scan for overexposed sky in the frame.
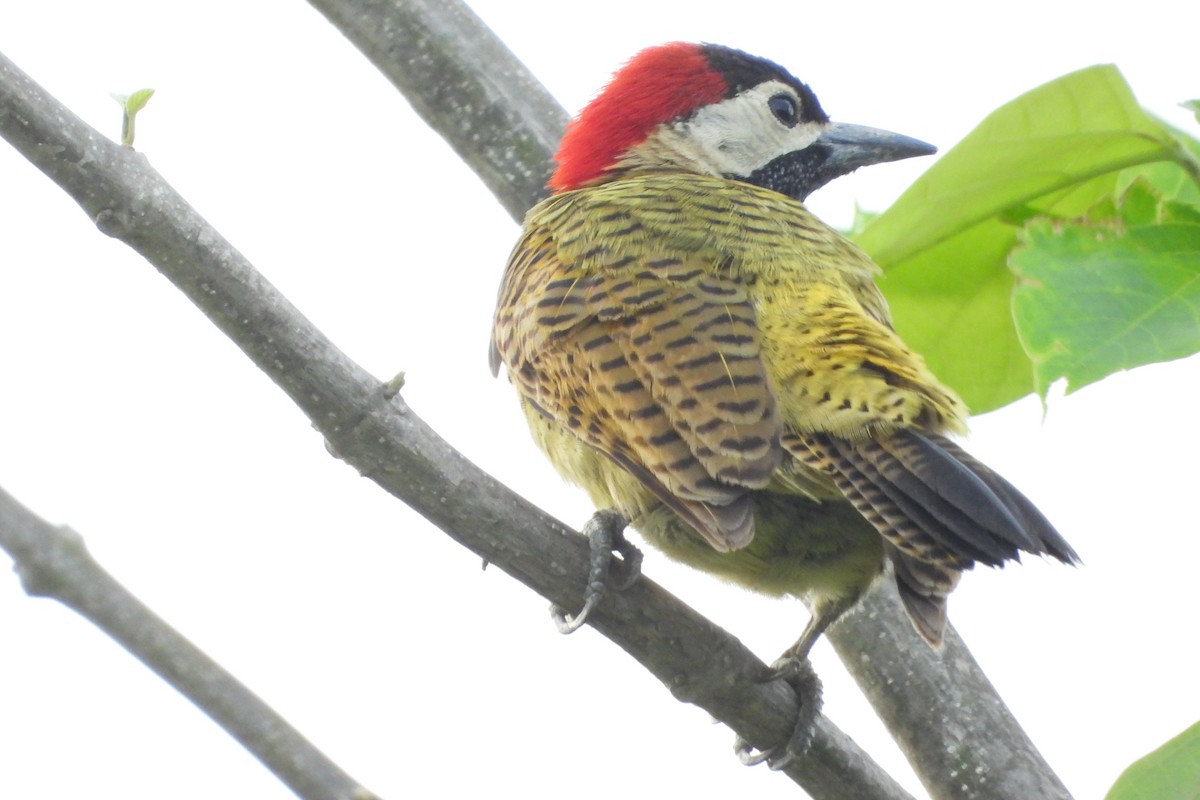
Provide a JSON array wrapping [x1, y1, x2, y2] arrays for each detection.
[[1, 2, 1197, 798]]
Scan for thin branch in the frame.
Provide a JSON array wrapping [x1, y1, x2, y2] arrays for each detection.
[[0, 486, 379, 800], [0, 49, 911, 800], [299, 2, 1073, 799]]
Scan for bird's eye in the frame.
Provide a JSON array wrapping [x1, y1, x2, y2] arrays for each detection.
[[768, 93, 799, 127]]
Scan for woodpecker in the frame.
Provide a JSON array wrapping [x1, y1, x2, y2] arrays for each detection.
[[490, 42, 1077, 762]]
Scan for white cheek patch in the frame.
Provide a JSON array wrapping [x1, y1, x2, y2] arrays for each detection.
[[672, 80, 825, 177]]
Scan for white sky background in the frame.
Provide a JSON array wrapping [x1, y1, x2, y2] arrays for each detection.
[[1, 2, 1197, 798]]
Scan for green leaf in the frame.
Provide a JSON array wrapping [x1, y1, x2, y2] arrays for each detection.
[[124, 87, 155, 115], [1117, 177, 1165, 226], [854, 65, 1200, 412], [1105, 721, 1200, 800], [1012, 220, 1200, 396], [880, 220, 1031, 412], [111, 87, 155, 147], [859, 65, 1180, 265]]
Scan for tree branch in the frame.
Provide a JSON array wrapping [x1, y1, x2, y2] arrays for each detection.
[[308, 0, 567, 223], [834, 584, 1073, 799], [0, 486, 379, 800], [0, 48, 911, 800], [297, 2, 1073, 798]]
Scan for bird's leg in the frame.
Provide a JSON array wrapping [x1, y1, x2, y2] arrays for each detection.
[[735, 593, 859, 770], [551, 509, 641, 633]]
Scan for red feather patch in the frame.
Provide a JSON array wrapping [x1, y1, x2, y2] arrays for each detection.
[[549, 42, 728, 193]]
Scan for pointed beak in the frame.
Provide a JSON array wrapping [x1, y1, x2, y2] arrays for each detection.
[[814, 121, 937, 182], [740, 122, 936, 202]]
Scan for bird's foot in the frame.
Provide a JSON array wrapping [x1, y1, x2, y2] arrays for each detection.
[[551, 509, 641, 633], [733, 656, 823, 770]]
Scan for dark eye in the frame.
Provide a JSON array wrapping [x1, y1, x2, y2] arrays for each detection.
[[768, 93, 799, 127]]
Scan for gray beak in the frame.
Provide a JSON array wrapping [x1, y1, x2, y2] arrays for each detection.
[[739, 121, 936, 202], [815, 121, 937, 180]]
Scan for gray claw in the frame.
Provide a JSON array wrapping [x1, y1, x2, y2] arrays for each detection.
[[734, 736, 777, 766], [550, 595, 602, 634], [550, 509, 639, 634], [734, 656, 823, 769]]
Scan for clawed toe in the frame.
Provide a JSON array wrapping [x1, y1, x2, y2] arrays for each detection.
[[550, 509, 640, 633], [735, 656, 823, 770], [550, 595, 601, 633], [734, 735, 778, 766]]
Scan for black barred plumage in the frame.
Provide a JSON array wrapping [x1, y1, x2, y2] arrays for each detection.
[[490, 47, 1078, 740], [492, 168, 1077, 652]]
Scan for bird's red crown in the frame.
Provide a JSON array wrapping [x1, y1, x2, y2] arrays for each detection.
[[549, 43, 728, 193]]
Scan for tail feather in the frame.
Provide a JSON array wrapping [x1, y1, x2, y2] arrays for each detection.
[[933, 435, 1080, 565], [798, 428, 1075, 569], [788, 427, 1078, 645], [889, 545, 960, 647], [849, 435, 1021, 565], [877, 431, 1042, 554]]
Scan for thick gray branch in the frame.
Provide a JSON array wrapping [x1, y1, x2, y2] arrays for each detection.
[[307, 0, 567, 222], [831, 583, 1074, 799], [0, 48, 910, 800], [298, 2, 1073, 799], [0, 486, 378, 800]]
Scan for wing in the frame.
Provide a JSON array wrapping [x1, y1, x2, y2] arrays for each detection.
[[785, 427, 1079, 644], [492, 195, 782, 552], [788, 427, 1078, 566]]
